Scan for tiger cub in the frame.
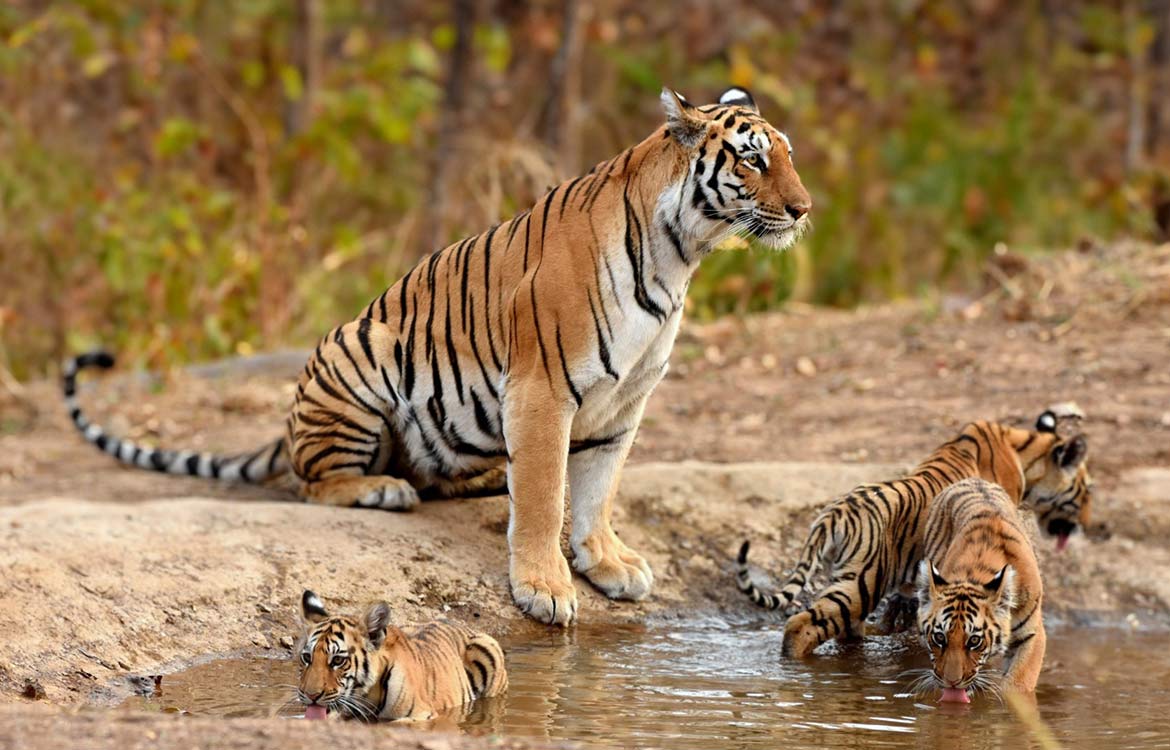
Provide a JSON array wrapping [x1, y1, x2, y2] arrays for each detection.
[[296, 590, 507, 721], [915, 478, 1046, 701], [736, 406, 1089, 657]]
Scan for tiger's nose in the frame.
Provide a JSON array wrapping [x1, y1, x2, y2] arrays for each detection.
[[785, 203, 809, 220], [307, 690, 324, 704]]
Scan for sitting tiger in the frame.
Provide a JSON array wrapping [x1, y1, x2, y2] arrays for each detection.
[[62, 86, 812, 625], [736, 405, 1090, 657], [296, 590, 507, 721], [914, 477, 1046, 701]]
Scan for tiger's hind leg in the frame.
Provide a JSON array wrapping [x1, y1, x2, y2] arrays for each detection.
[[422, 465, 508, 500], [782, 578, 869, 657], [289, 320, 420, 511]]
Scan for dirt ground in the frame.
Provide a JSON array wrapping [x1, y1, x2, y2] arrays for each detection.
[[0, 241, 1167, 749]]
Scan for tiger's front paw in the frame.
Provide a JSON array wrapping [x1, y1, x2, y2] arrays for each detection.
[[511, 554, 578, 626], [572, 532, 654, 601]]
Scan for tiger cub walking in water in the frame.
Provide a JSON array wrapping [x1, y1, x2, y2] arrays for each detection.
[[736, 406, 1090, 657], [916, 478, 1046, 701], [296, 591, 507, 721]]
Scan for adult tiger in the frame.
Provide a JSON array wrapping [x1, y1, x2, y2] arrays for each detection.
[[736, 406, 1090, 657], [63, 87, 813, 625], [296, 590, 507, 721], [913, 477, 1046, 701]]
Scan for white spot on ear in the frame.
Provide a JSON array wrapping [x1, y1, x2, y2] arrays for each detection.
[[306, 594, 324, 612], [778, 132, 792, 152], [719, 88, 749, 104]]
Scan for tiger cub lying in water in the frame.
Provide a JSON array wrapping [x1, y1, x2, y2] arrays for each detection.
[[915, 478, 1046, 701], [296, 590, 507, 721]]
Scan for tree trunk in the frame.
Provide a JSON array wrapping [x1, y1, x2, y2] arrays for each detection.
[[539, 0, 585, 176], [284, 0, 320, 139], [423, 0, 476, 254]]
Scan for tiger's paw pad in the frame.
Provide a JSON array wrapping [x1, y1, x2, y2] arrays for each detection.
[[357, 484, 419, 511], [511, 574, 578, 626], [574, 545, 654, 601]]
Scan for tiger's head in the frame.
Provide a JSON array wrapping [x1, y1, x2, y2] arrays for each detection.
[[915, 562, 1016, 703], [662, 87, 812, 252], [295, 589, 394, 720], [1023, 408, 1093, 551]]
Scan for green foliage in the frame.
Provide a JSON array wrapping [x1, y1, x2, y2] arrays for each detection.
[[0, 1, 1160, 378]]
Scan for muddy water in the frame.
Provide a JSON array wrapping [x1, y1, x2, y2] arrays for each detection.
[[120, 620, 1170, 749]]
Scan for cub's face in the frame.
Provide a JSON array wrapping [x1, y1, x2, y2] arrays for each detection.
[[295, 590, 391, 720], [664, 87, 812, 251], [1024, 432, 1092, 551], [915, 563, 1014, 702]]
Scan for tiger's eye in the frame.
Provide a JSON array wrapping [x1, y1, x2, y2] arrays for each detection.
[[300, 651, 311, 666], [966, 635, 983, 650], [932, 631, 947, 648], [745, 153, 762, 168], [331, 654, 347, 668]]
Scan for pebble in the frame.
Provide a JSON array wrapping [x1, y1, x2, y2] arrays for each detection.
[[795, 356, 817, 377], [251, 633, 271, 649], [279, 636, 295, 649]]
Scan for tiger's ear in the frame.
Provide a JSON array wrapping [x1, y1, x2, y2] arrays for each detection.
[[364, 601, 392, 648], [985, 565, 1017, 615], [718, 87, 758, 112], [301, 589, 329, 624], [661, 88, 707, 148], [917, 560, 946, 601], [1035, 410, 1058, 434], [1053, 435, 1088, 472]]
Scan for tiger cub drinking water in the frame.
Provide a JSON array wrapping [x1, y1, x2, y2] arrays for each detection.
[[915, 478, 1046, 701], [736, 406, 1090, 657], [296, 590, 507, 721]]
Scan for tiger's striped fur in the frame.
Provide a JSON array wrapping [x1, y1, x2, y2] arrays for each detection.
[[64, 87, 812, 625], [296, 590, 507, 721], [736, 409, 1089, 657], [915, 478, 1046, 698]]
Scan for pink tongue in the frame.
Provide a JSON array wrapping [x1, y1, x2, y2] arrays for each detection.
[[304, 705, 327, 720], [1056, 534, 1070, 553], [940, 688, 971, 704]]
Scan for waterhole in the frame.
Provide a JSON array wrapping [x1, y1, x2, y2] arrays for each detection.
[[119, 621, 1170, 749]]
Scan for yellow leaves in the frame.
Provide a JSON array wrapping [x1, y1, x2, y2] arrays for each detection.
[[167, 32, 198, 62], [342, 28, 370, 58], [280, 65, 304, 102], [81, 51, 115, 78]]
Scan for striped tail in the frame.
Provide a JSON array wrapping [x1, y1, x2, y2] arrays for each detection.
[[736, 541, 787, 610], [63, 350, 288, 483], [463, 634, 508, 699], [737, 533, 824, 613]]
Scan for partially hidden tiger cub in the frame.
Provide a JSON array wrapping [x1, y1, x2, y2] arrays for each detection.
[[296, 590, 507, 721], [62, 86, 813, 626], [736, 406, 1090, 657], [915, 477, 1045, 701]]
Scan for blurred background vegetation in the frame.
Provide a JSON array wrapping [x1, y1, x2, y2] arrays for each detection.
[[1, 0, 1168, 378]]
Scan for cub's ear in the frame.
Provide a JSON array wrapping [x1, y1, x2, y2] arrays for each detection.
[[917, 559, 946, 601], [1035, 410, 1058, 434], [660, 88, 707, 148], [364, 601, 392, 648], [1054, 435, 1089, 471], [986, 565, 1017, 614], [302, 590, 329, 623], [718, 86, 758, 112]]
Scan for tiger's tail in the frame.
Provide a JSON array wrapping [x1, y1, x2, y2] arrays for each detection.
[[63, 350, 289, 483], [462, 633, 508, 699], [737, 516, 830, 613]]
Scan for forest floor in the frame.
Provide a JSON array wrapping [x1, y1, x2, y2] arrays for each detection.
[[0, 240, 1167, 749]]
